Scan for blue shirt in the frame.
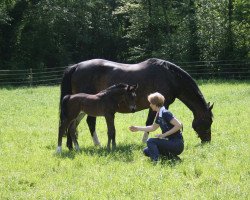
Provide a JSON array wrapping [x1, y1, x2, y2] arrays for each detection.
[[155, 107, 183, 140]]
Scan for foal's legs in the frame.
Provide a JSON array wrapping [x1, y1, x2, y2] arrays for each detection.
[[87, 116, 101, 146], [66, 112, 86, 150], [68, 120, 80, 152], [105, 114, 116, 151], [142, 108, 157, 143]]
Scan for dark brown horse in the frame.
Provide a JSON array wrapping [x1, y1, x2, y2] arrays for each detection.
[[57, 83, 138, 153], [59, 58, 213, 149]]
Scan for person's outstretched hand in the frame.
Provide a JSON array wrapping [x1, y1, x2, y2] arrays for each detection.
[[129, 126, 138, 132]]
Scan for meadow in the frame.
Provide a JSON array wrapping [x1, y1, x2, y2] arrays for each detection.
[[0, 80, 249, 199]]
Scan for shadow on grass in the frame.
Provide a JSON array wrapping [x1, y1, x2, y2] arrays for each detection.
[[194, 142, 210, 148], [159, 155, 182, 167], [54, 143, 145, 162], [53, 143, 183, 166], [53, 150, 77, 160], [81, 143, 144, 162]]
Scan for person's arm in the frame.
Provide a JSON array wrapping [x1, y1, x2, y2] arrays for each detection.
[[129, 123, 159, 133], [155, 117, 182, 138]]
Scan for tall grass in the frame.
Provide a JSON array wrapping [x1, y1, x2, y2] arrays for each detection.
[[0, 80, 249, 199]]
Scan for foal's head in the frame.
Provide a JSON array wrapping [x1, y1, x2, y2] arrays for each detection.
[[106, 83, 138, 112]]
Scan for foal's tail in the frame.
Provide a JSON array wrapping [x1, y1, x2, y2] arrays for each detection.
[[59, 64, 77, 126], [60, 95, 70, 122]]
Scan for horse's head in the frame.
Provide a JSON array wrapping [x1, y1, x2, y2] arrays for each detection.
[[124, 84, 138, 112], [192, 102, 214, 143]]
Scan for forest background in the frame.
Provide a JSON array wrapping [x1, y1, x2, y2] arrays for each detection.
[[0, 0, 249, 71]]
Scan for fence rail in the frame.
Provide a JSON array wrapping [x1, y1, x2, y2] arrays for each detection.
[[0, 60, 249, 86]]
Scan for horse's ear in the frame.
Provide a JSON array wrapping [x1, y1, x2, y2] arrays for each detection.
[[209, 103, 214, 110]]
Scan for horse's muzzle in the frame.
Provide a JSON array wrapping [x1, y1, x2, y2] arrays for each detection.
[[200, 133, 211, 143], [201, 140, 211, 144]]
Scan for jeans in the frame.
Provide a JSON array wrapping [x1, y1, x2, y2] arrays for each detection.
[[143, 138, 184, 161]]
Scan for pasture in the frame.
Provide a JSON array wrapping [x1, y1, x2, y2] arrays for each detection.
[[0, 80, 249, 199]]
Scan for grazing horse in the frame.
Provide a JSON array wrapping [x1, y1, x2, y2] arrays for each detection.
[[57, 83, 138, 153], [59, 58, 214, 149]]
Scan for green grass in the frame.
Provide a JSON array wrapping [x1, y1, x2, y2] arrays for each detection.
[[0, 80, 249, 199]]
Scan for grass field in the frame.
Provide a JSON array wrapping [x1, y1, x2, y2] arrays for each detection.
[[0, 80, 249, 199]]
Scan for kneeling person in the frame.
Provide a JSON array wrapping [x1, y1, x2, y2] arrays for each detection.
[[129, 92, 184, 162]]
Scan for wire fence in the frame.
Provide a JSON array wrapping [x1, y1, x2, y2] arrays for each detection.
[[176, 60, 250, 80], [0, 60, 249, 86]]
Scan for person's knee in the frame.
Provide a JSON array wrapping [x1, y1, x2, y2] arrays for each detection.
[[146, 138, 155, 145], [176, 145, 184, 155], [168, 141, 184, 156]]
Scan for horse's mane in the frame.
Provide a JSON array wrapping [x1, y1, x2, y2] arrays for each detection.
[[148, 58, 208, 109]]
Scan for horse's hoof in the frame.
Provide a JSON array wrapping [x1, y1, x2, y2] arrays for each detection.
[[56, 146, 62, 154], [75, 144, 80, 152], [94, 143, 102, 147], [111, 145, 116, 151], [92, 139, 101, 146]]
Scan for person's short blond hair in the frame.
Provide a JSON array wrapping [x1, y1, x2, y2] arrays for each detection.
[[147, 92, 165, 107]]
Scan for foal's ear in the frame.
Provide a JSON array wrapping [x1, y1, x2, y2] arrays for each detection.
[[132, 83, 138, 91], [127, 84, 138, 91]]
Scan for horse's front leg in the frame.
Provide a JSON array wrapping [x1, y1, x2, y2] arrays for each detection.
[[105, 114, 116, 151], [87, 116, 101, 146], [142, 108, 157, 143]]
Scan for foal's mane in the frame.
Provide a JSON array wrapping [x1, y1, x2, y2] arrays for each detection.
[[149, 58, 209, 110], [99, 83, 127, 95]]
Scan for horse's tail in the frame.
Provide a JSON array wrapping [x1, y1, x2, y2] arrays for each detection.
[[59, 64, 77, 126]]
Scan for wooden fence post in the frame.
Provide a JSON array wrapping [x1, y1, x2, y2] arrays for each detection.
[[29, 68, 33, 87]]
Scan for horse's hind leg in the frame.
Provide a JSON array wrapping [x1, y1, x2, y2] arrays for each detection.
[[142, 108, 157, 143], [87, 116, 101, 146], [57, 119, 70, 153]]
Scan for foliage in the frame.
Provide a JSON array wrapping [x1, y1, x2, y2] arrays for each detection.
[[0, 80, 249, 199], [0, 0, 249, 70]]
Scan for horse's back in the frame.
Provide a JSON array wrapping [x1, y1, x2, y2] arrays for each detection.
[[73, 58, 173, 77], [70, 58, 188, 108], [77, 58, 145, 71], [71, 59, 145, 93]]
